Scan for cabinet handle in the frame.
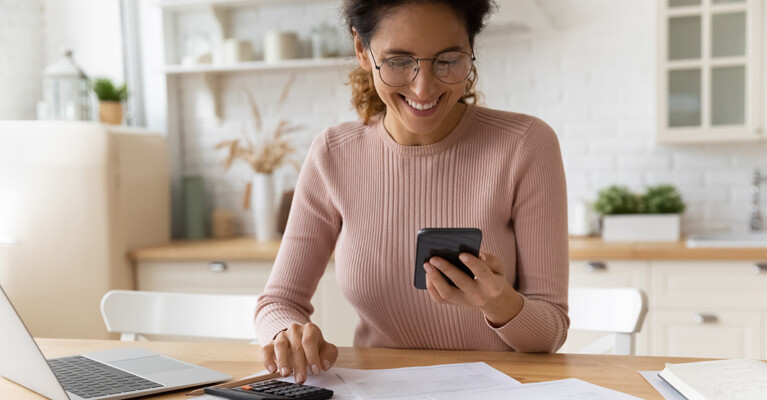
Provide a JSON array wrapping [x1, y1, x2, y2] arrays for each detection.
[[208, 261, 228, 273], [584, 261, 607, 272], [751, 263, 767, 274], [693, 313, 718, 324]]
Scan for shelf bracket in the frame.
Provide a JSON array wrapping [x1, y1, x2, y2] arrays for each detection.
[[202, 73, 222, 121]]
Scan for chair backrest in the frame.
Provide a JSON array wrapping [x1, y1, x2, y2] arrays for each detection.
[[566, 287, 648, 355], [100, 290, 260, 342]]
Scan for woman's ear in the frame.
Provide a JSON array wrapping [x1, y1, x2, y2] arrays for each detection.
[[352, 28, 373, 71]]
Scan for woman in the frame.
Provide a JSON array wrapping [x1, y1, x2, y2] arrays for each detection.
[[255, 0, 569, 384]]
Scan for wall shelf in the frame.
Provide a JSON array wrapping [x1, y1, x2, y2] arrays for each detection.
[[157, 0, 325, 11], [163, 57, 354, 75]]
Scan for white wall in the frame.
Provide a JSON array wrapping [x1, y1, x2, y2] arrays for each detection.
[[42, 0, 124, 80], [0, 0, 44, 119]]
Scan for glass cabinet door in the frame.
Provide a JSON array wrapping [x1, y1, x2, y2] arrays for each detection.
[[657, 0, 762, 142]]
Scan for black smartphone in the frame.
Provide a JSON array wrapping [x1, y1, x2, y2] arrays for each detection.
[[413, 228, 482, 290]]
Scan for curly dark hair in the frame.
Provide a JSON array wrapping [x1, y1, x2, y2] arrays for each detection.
[[343, 0, 497, 123]]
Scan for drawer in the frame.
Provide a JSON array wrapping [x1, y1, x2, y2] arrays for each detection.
[[569, 260, 649, 291], [136, 260, 274, 294], [649, 308, 762, 358], [650, 261, 767, 308]]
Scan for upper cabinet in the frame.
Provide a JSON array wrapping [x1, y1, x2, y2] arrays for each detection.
[[656, 0, 764, 143]]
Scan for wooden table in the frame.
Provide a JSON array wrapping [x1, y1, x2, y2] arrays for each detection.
[[0, 339, 709, 399]]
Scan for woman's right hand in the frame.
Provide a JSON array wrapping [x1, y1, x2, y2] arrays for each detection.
[[260, 322, 338, 384]]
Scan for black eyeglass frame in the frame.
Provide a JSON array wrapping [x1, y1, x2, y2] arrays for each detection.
[[368, 46, 476, 87]]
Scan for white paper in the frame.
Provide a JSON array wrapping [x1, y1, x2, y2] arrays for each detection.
[[639, 371, 686, 400], [195, 362, 519, 400], [425, 379, 641, 400], [328, 362, 520, 399]]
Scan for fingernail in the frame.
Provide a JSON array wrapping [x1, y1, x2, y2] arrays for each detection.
[[322, 360, 331, 370], [480, 253, 487, 261], [311, 364, 320, 375], [430, 258, 440, 266], [296, 372, 304, 383], [267, 364, 276, 373], [280, 367, 289, 376], [459, 253, 469, 262], [423, 263, 434, 273]]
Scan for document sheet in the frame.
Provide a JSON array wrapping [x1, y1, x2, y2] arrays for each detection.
[[193, 362, 640, 399]]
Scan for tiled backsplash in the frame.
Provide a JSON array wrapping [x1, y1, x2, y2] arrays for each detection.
[[178, 0, 766, 236]]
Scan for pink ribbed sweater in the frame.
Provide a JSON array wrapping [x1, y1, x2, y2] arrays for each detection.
[[255, 105, 570, 352]]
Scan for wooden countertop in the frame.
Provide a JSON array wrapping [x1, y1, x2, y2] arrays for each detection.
[[129, 236, 767, 262]]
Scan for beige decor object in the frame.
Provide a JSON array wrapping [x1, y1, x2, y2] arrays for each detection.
[[215, 74, 302, 241], [99, 101, 123, 125], [263, 31, 299, 63]]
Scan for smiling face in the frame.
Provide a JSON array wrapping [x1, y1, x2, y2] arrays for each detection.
[[353, 3, 472, 146]]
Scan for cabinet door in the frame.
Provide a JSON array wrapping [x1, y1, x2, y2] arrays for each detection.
[[313, 265, 359, 347], [656, 0, 763, 142], [650, 261, 767, 308], [650, 309, 761, 358]]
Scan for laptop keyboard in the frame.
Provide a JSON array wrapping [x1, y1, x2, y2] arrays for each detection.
[[48, 355, 163, 399]]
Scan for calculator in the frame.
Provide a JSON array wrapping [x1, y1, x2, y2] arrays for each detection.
[[204, 379, 334, 400]]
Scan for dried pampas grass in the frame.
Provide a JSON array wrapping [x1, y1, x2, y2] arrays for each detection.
[[216, 73, 302, 174]]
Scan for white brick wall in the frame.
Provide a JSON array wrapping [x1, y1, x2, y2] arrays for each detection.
[[0, 0, 43, 120], [176, 0, 767, 235]]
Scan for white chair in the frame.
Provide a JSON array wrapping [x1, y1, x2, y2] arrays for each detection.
[[100, 290, 260, 342], [566, 287, 648, 355]]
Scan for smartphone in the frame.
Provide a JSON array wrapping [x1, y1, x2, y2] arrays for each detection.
[[413, 228, 482, 290]]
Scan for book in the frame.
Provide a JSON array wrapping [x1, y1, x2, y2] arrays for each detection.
[[658, 359, 767, 400]]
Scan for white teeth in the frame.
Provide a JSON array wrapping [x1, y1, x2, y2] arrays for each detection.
[[405, 97, 438, 111]]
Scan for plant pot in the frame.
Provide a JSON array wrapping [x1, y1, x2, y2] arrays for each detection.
[[601, 214, 680, 242], [99, 101, 122, 125]]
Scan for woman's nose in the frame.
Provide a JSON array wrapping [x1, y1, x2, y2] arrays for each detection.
[[409, 64, 438, 98]]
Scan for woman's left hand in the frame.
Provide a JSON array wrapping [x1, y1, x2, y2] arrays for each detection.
[[424, 252, 524, 327]]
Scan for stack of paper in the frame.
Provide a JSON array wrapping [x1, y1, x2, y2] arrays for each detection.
[[658, 359, 767, 400]]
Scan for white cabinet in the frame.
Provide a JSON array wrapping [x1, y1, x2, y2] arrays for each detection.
[[656, 0, 764, 143], [650, 309, 761, 359], [567, 259, 767, 358], [136, 260, 359, 346], [649, 260, 767, 358]]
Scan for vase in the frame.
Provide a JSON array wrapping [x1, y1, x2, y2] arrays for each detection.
[[99, 101, 122, 125], [251, 173, 278, 242]]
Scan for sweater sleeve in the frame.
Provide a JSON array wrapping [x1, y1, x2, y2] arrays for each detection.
[[487, 118, 570, 352], [254, 131, 342, 345]]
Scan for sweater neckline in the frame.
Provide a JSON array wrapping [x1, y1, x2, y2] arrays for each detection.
[[372, 104, 476, 156]]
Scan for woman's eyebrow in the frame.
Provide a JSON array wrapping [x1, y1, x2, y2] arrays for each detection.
[[382, 45, 466, 57]]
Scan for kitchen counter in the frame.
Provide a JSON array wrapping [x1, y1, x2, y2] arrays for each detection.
[[130, 237, 767, 262]]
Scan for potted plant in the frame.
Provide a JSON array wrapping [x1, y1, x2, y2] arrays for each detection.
[[92, 78, 127, 125], [594, 184, 685, 242]]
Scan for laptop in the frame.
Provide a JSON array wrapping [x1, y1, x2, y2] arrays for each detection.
[[0, 284, 231, 399]]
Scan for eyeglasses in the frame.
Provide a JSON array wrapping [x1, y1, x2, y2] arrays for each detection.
[[368, 46, 476, 87]]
